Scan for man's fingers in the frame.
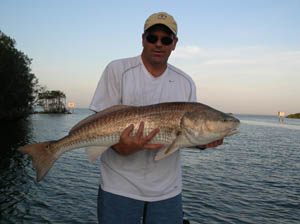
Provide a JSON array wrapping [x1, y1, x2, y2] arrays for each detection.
[[122, 124, 134, 137], [136, 121, 144, 138], [205, 138, 223, 148], [213, 138, 223, 146], [143, 144, 164, 150], [142, 128, 160, 144]]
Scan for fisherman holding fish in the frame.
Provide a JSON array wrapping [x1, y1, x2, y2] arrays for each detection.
[[90, 12, 223, 224], [18, 11, 239, 223]]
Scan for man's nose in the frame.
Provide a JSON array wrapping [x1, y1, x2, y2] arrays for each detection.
[[155, 38, 163, 47]]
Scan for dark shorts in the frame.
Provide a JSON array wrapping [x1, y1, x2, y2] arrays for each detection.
[[97, 186, 183, 224]]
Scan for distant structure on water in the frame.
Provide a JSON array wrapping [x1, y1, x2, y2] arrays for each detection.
[[37, 90, 68, 113], [68, 102, 75, 113], [278, 111, 285, 122]]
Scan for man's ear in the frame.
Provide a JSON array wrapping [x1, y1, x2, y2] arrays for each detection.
[[172, 37, 178, 51], [142, 34, 146, 47]]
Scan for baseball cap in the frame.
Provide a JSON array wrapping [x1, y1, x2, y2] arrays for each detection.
[[144, 12, 177, 36]]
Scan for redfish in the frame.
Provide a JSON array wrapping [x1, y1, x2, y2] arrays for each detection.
[[19, 102, 240, 182]]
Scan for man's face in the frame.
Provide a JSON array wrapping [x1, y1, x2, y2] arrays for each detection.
[[142, 29, 178, 66]]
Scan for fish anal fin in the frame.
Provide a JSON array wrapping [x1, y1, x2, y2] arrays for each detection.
[[85, 146, 108, 163]]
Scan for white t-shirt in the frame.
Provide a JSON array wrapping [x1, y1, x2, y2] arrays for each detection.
[[89, 55, 197, 202]]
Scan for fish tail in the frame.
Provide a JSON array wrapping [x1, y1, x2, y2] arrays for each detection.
[[18, 141, 58, 182]]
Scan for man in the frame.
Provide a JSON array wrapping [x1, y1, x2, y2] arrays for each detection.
[[90, 12, 222, 224]]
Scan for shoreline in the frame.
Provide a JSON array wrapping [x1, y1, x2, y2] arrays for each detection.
[[32, 111, 72, 115]]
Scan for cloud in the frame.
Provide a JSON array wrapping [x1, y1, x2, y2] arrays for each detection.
[[172, 45, 203, 59], [171, 45, 300, 74], [170, 45, 300, 115]]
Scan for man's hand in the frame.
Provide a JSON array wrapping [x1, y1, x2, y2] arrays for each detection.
[[194, 139, 224, 150], [112, 121, 164, 156], [205, 139, 223, 148]]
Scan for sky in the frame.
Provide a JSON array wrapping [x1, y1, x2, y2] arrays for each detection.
[[1, 0, 299, 115]]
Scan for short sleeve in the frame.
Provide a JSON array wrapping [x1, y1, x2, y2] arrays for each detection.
[[89, 62, 122, 112]]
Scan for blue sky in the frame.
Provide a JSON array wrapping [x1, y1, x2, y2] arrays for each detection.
[[1, 0, 299, 115]]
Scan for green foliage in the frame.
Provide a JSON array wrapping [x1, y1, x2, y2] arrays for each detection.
[[37, 90, 67, 113], [0, 31, 38, 120], [286, 113, 300, 119], [38, 90, 66, 99]]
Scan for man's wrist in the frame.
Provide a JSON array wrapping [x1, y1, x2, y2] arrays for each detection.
[[112, 144, 127, 155], [111, 144, 119, 153]]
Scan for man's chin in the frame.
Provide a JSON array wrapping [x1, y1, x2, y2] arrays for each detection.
[[150, 57, 167, 65]]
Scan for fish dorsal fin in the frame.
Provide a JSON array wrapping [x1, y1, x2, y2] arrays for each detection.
[[69, 105, 133, 134]]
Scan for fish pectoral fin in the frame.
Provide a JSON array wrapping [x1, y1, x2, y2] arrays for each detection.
[[85, 146, 108, 163], [154, 142, 180, 161]]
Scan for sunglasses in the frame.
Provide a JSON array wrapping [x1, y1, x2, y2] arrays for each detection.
[[146, 34, 174, 46]]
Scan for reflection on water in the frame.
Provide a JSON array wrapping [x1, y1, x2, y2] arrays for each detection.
[[0, 119, 33, 223]]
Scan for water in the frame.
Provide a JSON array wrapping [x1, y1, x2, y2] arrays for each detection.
[[1, 110, 300, 224]]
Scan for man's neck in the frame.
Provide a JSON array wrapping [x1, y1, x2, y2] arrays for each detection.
[[141, 54, 167, 77]]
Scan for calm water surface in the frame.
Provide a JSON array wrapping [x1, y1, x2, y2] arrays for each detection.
[[1, 109, 299, 224]]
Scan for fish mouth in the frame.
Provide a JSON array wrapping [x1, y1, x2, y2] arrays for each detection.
[[224, 129, 239, 137]]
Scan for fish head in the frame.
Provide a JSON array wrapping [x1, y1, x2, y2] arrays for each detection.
[[181, 107, 240, 145]]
